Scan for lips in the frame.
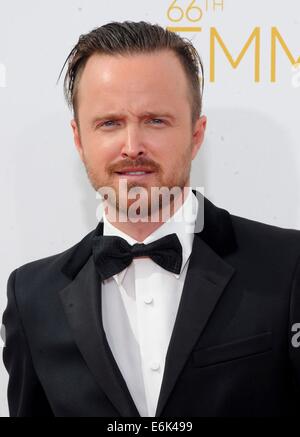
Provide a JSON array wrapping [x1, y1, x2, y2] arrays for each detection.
[[115, 168, 154, 176], [115, 172, 154, 178]]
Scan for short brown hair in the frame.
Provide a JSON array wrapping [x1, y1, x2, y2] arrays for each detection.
[[58, 21, 204, 125]]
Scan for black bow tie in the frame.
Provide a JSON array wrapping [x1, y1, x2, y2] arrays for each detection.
[[92, 233, 183, 281]]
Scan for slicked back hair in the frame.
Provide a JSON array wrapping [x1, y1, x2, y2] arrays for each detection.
[[58, 21, 204, 126]]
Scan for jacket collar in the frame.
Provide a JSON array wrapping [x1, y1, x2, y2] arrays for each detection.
[[61, 190, 237, 281]]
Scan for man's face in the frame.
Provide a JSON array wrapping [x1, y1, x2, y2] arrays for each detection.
[[71, 49, 206, 218]]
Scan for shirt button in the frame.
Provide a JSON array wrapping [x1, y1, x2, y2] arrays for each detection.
[[150, 361, 160, 371], [144, 296, 153, 304]]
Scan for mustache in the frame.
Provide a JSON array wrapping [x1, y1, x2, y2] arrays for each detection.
[[109, 159, 160, 173]]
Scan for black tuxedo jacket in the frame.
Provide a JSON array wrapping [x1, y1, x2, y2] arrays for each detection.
[[2, 191, 300, 417]]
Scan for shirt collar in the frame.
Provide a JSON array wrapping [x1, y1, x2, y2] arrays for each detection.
[[102, 186, 199, 285]]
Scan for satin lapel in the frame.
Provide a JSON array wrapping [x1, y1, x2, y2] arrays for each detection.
[[155, 233, 235, 417], [58, 254, 140, 417]]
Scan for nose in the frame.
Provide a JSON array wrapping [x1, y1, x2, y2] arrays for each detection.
[[121, 123, 146, 159]]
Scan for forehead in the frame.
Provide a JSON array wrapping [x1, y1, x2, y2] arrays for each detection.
[[76, 50, 190, 111]]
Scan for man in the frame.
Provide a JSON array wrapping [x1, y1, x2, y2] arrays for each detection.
[[2, 21, 300, 417]]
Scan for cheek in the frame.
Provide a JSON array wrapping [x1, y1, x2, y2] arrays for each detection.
[[147, 130, 184, 154], [161, 132, 191, 158], [81, 135, 112, 164]]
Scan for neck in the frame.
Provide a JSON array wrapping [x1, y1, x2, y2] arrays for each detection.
[[104, 185, 191, 242]]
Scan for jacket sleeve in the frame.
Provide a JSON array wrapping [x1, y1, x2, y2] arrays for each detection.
[[2, 268, 54, 417], [289, 255, 300, 396]]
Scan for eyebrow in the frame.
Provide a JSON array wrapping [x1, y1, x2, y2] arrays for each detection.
[[91, 111, 176, 125]]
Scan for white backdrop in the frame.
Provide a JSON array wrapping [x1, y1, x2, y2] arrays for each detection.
[[0, 0, 299, 416]]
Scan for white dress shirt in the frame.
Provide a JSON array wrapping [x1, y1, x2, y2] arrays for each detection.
[[101, 187, 199, 417]]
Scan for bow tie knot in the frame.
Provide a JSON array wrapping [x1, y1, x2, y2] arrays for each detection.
[[130, 243, 149, 257], [92, 233, 183, 281]]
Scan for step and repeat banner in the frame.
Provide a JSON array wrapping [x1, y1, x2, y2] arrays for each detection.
[[0, 0, 299, 416]]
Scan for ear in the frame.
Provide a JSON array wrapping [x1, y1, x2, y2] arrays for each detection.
[[71, 119, 84, 161], [191, 115, 207, 160]]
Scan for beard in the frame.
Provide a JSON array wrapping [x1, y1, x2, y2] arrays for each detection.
[[81, 147, 192, 223]]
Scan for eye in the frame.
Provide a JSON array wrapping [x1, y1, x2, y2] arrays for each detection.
[[99, 120, 120, 128], [148, 118, 165, 125]]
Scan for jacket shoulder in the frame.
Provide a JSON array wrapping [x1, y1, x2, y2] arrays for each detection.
[[201, 194, 300, 263], [231, 212, 300, 242], [229, 211, 300, 268], [11, 225, 98, 283]]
